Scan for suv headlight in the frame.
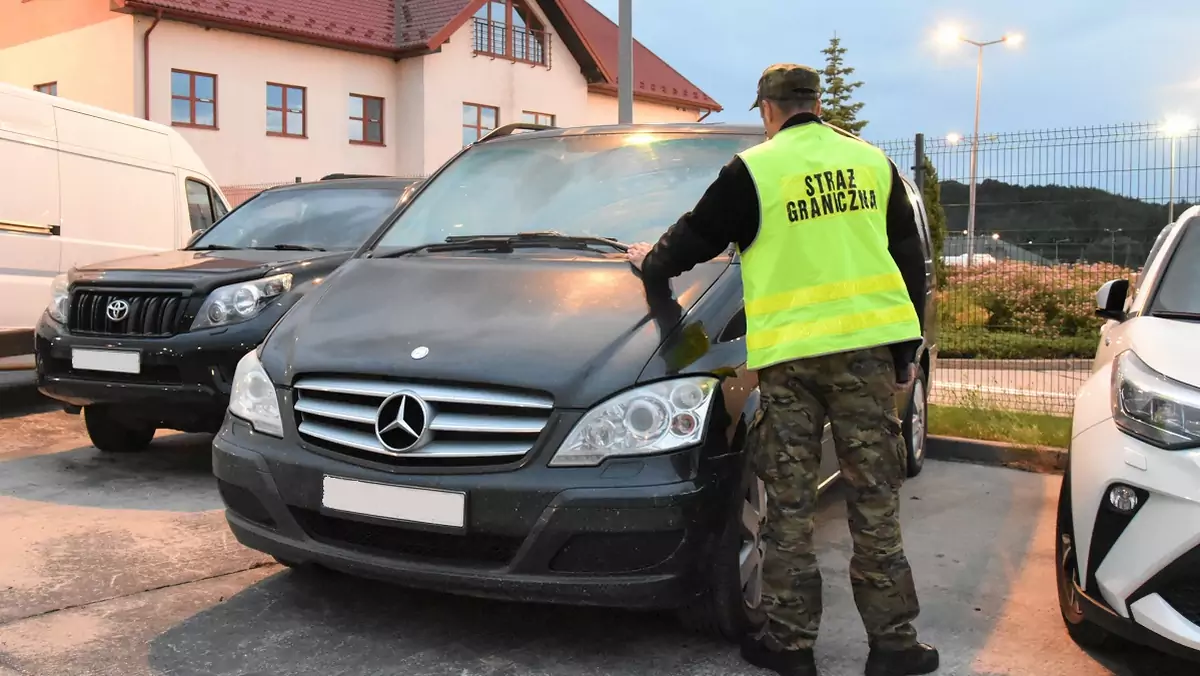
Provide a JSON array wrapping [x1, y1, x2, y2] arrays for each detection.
[[47, 274, 70, 324], [191, 273, 292, 330], [549, 377, 719, 467], [228, 350, 283, 437], [1112, 350, 1200, 449]]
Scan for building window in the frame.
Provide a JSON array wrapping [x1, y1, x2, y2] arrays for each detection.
[[463, 103, 499, 146], [522, 111, 554, 126], [266, 83, 306, 138], [472, 0, 548, 65], [34, 82, 57, 96], [171, 69, 217, 129], [349, 94, 384, 145], [185, 179, 226, 232]]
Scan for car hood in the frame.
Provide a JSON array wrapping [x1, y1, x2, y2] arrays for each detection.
[[70, 248, 352, 290], [261, 254, 731, 408], [1121, 316, 1200, 389]]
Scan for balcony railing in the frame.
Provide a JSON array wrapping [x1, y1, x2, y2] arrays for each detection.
[[472, 17, 548, 66]]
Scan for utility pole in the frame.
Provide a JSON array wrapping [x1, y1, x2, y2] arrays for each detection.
[[618, 0, 633, 124]]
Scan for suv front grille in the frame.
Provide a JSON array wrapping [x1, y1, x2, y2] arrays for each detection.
[[293, 377, 553, 466], [69, 288, 187, 337]]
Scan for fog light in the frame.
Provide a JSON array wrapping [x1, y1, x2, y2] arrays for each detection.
[[1108, 484, 1140, 514]]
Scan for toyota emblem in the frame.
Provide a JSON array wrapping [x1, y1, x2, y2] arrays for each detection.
[[374, 391, 431, 452], [105, 299, 130, 322]]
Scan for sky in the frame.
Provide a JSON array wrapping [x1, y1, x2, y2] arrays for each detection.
[[585, 0, 1200, 143]]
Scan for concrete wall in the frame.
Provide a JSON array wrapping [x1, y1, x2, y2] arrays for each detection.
[[143, 20, 403, 186], [582, 91, 704, 126], [0, 0, 114, 49], [0, 15, 137, 116]]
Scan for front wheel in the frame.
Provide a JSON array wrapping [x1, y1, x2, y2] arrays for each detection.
[[677, 457, 766, 640], [1055, 472, 1113, 649], [84, 406, 155, 453], [903, 367, 929, 478]]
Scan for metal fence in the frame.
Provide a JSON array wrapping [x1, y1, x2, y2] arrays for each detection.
[[875, 123, 1200, 416]]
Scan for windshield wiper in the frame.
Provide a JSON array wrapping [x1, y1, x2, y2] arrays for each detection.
[[252, 244, 327, 252], [372, 231, 628, 258], [188, 243, 242, 251]]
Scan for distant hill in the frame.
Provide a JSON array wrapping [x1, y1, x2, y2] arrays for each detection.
[[937, 179, 1194, 268]]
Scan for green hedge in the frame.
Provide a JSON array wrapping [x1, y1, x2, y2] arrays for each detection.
[[939, 326, 1098, 359]]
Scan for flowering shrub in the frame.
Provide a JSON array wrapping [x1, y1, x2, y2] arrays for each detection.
[[938, 261, 1138, 357]]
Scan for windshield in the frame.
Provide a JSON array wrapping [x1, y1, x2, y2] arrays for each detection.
[[372, 131, 760, 249], [192, 187, 404, 250], [1151, 214, 1200, 315]]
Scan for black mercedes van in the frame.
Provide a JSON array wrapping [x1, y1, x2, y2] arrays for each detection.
[[35, 176, 419, 451], [212, 123, 938, 637]]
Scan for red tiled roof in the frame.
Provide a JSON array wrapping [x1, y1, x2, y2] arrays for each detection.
[[554, 0, 720, 111], [116, 0, 720, 110]]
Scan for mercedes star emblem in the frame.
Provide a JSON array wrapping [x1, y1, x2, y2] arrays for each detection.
[[105, 299, 130, 322], [411, 346, 430, 360], [374, 392, 430, 452]]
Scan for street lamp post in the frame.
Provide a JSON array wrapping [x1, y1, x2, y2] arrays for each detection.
[[617, 0, 633, 124], [937, 25, 1023, 266]]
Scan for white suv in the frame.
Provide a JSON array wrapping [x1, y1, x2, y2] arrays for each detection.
[[1056, 205, 1200, 663]]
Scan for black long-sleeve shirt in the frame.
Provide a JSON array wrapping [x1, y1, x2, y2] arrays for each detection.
[[639, 113, 928, 369]]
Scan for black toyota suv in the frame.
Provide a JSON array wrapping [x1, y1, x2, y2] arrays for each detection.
[[212, 123, 938, 637], [35, 176, 420, 452]]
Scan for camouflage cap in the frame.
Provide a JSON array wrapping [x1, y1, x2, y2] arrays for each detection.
[[750, 64, 822, 111]]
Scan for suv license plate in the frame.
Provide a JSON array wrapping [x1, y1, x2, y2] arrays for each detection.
[[71, 348, 141, 374], [321, 476, 466, 529]]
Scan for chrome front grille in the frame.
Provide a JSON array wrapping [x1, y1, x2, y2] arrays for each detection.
[[293, 377, 553, 465]]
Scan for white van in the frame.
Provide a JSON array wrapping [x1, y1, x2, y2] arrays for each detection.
[[0, 83, 229, 361]]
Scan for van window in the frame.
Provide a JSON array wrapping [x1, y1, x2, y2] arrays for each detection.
[[186, 179, 220, 232]]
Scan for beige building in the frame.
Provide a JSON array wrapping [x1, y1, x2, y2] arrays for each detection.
[[0, 0, 722, 194]]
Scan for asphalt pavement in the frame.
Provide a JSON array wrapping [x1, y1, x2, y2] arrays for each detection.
[[0, 390, 1192, 676]]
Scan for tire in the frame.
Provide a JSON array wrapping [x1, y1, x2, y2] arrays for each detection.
[[83, 406, 155, 453], [677, 453, 765, 641], [1055, 470, 1113, 649], [903, 367, 928, 478]]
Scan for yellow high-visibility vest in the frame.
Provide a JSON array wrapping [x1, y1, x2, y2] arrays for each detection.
[[736, 122, 921, 370]]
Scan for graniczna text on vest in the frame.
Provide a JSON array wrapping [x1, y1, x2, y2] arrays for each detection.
[[781, 168, 880, 223]]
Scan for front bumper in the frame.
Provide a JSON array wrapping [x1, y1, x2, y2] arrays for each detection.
[[34, 312, 275, 432], [212, 415, 738, 609], [1070, 418, 1200, 662]]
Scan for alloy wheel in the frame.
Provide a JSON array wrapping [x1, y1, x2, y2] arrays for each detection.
[[739, 475, 768, 610], [910, 378, 927, 464]]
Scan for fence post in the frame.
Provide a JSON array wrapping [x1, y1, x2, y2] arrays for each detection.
[[913, 133, 925, 194]]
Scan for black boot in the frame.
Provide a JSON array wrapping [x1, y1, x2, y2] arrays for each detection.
[[740, 636, 818, 676], [864, 643, 939, 676]]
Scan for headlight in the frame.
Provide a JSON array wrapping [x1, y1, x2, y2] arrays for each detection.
[[47, 274, 70, 324], [549, 377, 719, 467], [1111, 350, 1200, 449], [228, 350, 283, 437], [191, 273, 292, 330]]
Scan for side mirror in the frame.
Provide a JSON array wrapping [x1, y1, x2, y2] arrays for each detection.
[[1096, 279, 1130, 321], [186, 229, 207, 247]]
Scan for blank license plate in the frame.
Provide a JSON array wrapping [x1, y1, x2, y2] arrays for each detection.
[[71, 348, 141, 374], [321, 476, 466, 528]]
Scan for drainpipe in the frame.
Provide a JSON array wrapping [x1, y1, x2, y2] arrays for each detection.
[[697, 109, 712, 123], [142, 9, 163, 120]]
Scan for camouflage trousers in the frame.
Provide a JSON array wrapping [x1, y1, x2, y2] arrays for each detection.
[[748, 346, 920, 651]]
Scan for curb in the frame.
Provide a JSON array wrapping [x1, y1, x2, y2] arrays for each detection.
[[938, 359, 1091, 371], [927, 435, 1066, 475]]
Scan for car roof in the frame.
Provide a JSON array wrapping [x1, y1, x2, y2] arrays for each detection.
[[480, 122, 766, 144], [263, 177, 420, 194]]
